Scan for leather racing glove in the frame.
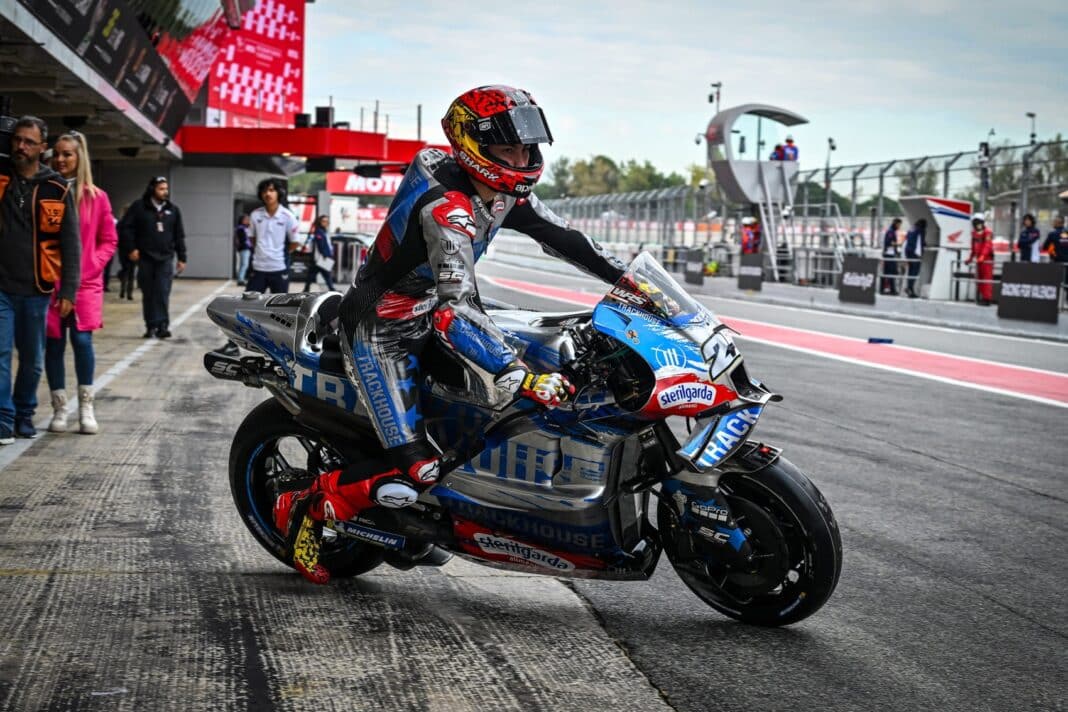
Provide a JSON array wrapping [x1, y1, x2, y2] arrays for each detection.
[[495, 362, 575, 408]]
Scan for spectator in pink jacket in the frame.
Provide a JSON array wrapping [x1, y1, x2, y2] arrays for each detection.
[[45, 131, 118, 434]]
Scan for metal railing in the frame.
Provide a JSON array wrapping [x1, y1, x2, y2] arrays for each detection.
[[798, 139, 1068, 246], [541, 140, 1067, 259]]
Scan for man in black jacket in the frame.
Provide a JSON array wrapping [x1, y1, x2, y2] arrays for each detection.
[[119, 177, 187, 338], [0, 116, 81, 441]]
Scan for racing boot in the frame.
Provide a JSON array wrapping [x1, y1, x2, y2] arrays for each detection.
[[273, 461, 409, 585], [274, 469, 370, 585], [273, 446, 441, 584]]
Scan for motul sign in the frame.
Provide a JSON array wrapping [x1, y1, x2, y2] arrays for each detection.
[[326, 172, 403, 195]]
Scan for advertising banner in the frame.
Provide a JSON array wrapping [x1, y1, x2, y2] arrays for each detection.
[[838, 255, 880, 305], [206, 0, 305, 128], [738, 253, 763, 291], [325, 172, 403, 196], [155, 14, 231, 102], [997, 262, 1062, 324], [18, 0, 193, 134]]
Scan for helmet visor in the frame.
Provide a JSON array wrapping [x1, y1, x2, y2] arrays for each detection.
[[479, 106, 553, 146]]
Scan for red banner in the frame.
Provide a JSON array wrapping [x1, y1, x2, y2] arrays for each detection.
[[206, 0, 304, 128], [155, 14, 232, 102], [326, 172, 404, 196]]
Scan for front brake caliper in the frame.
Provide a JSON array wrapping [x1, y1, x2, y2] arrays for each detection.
[[662, 476, 753, 562]]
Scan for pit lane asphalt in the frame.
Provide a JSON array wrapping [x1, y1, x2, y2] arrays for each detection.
[[0, 273, 1063, 712]]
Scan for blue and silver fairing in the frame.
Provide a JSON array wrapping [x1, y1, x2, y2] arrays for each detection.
[[676, 405, 764, 472]]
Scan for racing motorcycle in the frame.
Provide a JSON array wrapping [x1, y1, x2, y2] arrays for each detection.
[[205, 253, 841, 626]]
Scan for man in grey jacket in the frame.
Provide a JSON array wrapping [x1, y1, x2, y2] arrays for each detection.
[[0, 116, 81, 441]]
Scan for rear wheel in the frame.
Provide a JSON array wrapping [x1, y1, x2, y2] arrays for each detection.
[[660, 456, 842, 626], [228, 398, 384, 578]]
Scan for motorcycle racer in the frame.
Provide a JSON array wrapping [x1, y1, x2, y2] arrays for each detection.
[[275, 85, 627, 584]]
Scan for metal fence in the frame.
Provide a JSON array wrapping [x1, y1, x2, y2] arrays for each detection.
[[799, 139, 1068, 245], [543, 140, 1068, 253]]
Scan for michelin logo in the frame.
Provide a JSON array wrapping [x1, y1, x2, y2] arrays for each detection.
[[659, 382, 717, 409], [473, 533, 575, 571], [333, 521, 406, 549]]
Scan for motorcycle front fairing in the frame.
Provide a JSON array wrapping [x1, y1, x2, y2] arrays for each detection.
[[589, 253, 781, 473]]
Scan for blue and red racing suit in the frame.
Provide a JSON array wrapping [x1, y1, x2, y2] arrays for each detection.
[[334, 148, 626, 497]]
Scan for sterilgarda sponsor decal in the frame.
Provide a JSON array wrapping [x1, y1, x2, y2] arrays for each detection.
[[643, 373, 736, 417], [473, 532, 575, 571], [453, 518, 605, 572]]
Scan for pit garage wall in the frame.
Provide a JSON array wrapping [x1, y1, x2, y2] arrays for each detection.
[[95, 163, 276, 279]]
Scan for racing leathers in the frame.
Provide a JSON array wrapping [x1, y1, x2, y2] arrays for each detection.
[[967, 226, 995, 304], [276, 148, 626, 583]]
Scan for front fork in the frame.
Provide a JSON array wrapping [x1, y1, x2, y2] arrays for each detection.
[[641, 421, 755, 566], [660, 475, 753, 565]]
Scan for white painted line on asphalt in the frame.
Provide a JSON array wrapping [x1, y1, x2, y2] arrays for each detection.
[[0, 281, 233, 472], [487, 259, 1068, 348], [731, 334, 1068, 410]]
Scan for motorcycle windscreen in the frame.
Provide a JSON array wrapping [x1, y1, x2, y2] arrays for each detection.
[[677, 405, 763, 471], [604, 252, 708, 327]]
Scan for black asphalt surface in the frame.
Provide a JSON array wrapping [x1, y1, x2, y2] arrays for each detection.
[[479, 262, 1068, 712], [0, 272, 1064, 712]]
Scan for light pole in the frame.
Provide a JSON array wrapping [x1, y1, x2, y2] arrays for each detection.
[[709, 82, 722, 115], [1026, 112, 1036, 145], [824, 137, 837, 213]]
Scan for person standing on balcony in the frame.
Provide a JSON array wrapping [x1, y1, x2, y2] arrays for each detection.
[[782, 136, 799, 161], [966, 214, 995, 306]]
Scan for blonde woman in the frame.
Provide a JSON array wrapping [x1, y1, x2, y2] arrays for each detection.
[[47, 131, 117, 433]]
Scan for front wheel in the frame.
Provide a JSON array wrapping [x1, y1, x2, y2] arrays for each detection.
[[228, 398, 384, 578], [659, 456, 842, 626]]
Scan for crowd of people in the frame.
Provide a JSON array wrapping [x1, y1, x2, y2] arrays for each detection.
[[769, 136, 799, 161], [879, 212, 1068, 303], [0, 115, 341, 441], [0, 115, 191, 440]]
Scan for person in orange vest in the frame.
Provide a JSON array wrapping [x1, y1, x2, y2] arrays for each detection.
[[740, 217, 761, 254], [965, 214, 995, 306]]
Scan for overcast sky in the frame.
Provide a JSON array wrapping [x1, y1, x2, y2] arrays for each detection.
[[304, 1, 1066, 174]]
